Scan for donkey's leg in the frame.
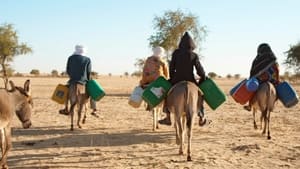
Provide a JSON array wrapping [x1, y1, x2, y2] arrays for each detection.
[[69, 103, 76, 131], [267, 111, 271, 140], [0, 129, 4, 158], [261, 110, 267, 135], [77, 104, 84, 129], [176, 114, 184, 155], [0, 129, 5, 167], [186, 115, 194, 161], [156, 107, 161, 129], [152, 109, 157, 131], [260, 111, 264, 130], [252, 109, 258, 129], [174, 116, 180, 145], [181, 115, 186, 147], [0, 126, 12, 168], [82, 103, 87, 124]]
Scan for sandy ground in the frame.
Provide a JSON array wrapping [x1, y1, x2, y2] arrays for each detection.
[[4, 76, 300, 169]]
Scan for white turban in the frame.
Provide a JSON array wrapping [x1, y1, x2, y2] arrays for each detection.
[[152, 46, 165, 57], [73, 45, 86, 55]]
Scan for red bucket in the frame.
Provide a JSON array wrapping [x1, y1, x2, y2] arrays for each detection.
[[230, 79, 255, 105]]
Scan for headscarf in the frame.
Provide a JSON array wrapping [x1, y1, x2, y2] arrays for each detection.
[[250, 43, 277, 77], [178, 32, 196, 51]]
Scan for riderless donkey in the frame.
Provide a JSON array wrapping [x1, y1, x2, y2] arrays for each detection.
[[0, 80, 33, 169], [165, 81, 203, 161], [249, 82, 277, 140]]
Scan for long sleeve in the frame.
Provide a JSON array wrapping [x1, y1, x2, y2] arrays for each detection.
[[66, 57, 71, 76], [87, 59, 91, 80], [194, 54, 205, 83], [162, 61, 169, 79], [169, 52, 176, 80]]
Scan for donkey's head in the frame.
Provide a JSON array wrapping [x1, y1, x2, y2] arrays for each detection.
[[9, 79, 33, 129]]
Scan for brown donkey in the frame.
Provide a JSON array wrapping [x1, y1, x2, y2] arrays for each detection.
[[151, 102, 163, 131], [143, 101, 163, 131], [166, 81, 203, 161], [249, 81, 277, 140], [68, 83, 89, 131], [0, 80, 33, 169]]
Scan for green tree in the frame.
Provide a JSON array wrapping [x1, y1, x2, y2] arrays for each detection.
[[284, 42, 300, 73], [30, 69, 40, 76], [60, 71, 67, 77], [208, 72, 217, 79], [148, 9, 207, 60], [226, 74, 232, 79], [91, 71, 98, 78], [234, 74, 241, 79], [0, 23, 32, 88], [51, 69, 59, 77], [0, 66, 14, 77], [133, 58, 146, 75], [131, 71, 142, 77]]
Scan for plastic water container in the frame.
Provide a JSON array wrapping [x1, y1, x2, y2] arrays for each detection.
[[276, 81, 299, 108], [86, 80, 105, 101], [199, 78, 226, 110], [246, 77, 259, 92], [128, 86, 144, 108], [51, 84, 69, 104], [142, 76, 171, 109], [230, 79, 255, 105]]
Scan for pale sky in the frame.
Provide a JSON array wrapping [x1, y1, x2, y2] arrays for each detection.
[[1, 0, 299, 77]]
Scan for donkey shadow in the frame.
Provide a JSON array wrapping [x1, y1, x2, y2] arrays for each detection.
[[9, 126, 174, 168], [11, 126, 173, 150]]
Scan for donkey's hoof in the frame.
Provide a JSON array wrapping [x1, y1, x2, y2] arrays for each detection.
[[199, 118, 207, 126], [2, 164, 8, 169], [267, 135, 271, 140], [187, 155, 192, 161]]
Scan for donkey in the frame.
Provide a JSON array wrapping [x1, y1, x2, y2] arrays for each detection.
[[165, 81, 203, 161], [0, 80, 33, 169], [151, 102, 163, 131], [143, 101, 163, 131], [68, 83, 89, 131], [249, 81, 277, 140]]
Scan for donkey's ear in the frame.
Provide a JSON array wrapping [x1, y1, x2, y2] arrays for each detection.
[[24, 79, 31, 93], [9, 80, 16, 91]]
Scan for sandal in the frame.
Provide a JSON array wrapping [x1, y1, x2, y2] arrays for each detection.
[[243, 105, 252, 111], [59, 109, 69, 115], [158, 118, 172, 126], [91, 110, 99, 118]]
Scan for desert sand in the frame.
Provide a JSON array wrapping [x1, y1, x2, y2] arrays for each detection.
[[5, 76, 300, 169]]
